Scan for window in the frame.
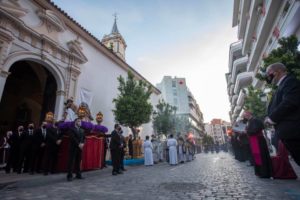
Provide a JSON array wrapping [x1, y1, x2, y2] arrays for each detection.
[[172, 80, 176, 87], [174, 98, 178, 105], [173, 89, 177, 96]]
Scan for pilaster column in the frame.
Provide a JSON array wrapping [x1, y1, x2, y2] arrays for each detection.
[[55, 90, 65, 121], [0, 69, 10, 102]]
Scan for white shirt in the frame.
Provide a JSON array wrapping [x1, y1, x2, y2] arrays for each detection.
[[276, 75, 287, 87]]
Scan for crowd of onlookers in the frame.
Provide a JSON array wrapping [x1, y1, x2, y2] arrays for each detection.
[[0, 121, 62, 175]]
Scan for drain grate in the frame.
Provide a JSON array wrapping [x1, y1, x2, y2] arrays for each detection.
[[160, 182, 206, 192]]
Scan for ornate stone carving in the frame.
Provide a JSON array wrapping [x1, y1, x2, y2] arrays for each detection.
[[0, 29, 13, 65], [67, 38, 88, 64], [0, 0, 28, 18], [37, 9, 66, 32], [56, 90, 66, 96], [0, 69, 11, 78]]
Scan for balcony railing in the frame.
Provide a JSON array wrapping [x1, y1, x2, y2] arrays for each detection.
[[234, 72, 253, 95], [231, 55, 248, 83]]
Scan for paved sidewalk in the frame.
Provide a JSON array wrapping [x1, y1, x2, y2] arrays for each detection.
[[0, 153, 300, 200]]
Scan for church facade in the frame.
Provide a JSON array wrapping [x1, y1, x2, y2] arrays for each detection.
[[0, 0, 160, 136]]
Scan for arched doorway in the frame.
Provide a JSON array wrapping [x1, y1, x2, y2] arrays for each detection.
[[0, 60, 57, 131]]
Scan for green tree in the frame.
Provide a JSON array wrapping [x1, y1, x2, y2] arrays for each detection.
[[257, 35, 300, 81], [243, 86, 266, 119], [152, 100, 177, 137], [202, 134, 214, 146], [113, 71, 153, 139]]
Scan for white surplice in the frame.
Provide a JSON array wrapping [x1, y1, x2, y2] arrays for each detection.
[[167, 138, 178, 165], [143, 140, 154, 166]]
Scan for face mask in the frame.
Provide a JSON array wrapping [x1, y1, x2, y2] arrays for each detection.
[[266, 73, 274, 84], [29, 127, 34, 130]]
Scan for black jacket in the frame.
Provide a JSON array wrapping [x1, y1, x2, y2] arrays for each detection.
[[69, 127, 85, 147], [246, 118, 264, 136], [109, 130, 121, 150], [268, 74, 300, 139]]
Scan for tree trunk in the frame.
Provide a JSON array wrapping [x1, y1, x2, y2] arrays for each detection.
[[130, 126, 137, 140]]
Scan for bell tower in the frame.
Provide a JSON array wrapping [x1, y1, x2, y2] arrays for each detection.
[[102, 14, 127, 61]]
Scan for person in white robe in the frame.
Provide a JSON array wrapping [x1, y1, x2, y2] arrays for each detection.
[[167, 134, 178, 165], [143, 136, 153, 166], [64, 98, 77, 121], [151, 135, 159, 164], [157, 140, 164, 162]]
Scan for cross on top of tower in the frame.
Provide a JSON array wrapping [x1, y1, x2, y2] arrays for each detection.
[[111, 12, 119, 34], [113, 12, 118, 21]]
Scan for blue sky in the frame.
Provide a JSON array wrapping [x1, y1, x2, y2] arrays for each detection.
[[53, 0, 237, 122]]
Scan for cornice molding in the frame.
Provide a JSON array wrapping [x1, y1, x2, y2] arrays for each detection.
[[0, 0, 28, 18], [37, 9, 66, 32]]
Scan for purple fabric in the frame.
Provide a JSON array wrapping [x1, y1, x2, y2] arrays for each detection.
[[92, 125, 108, 133], [58, 121, 73, 130], [81, 121, 94, 130], [58, 121, 94, 131]]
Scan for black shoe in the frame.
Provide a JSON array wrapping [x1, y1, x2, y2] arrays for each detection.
[[67, 177, 73, 181], [117, 171, 123, 174], [112, 172, 118, 176], [43, 172, 48, 176], [121, 168, 127, 171], [75, 175, 84, 179]]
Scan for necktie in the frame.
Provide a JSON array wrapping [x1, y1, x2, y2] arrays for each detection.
[[43, 129, 46, 139]]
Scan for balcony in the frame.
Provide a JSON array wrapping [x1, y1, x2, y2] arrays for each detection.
[[233, 105, 242, 118], [232, 0, 240, 27], [230, 84, 234, 96], [238, 0, 252, 40], [247, 0, 286, 72], [229, 41, 243, 73], [234, 72, 253, 94], [231, 55, 248, 83], [231, 94, 238, 106], [242, 0, 263, 55], [236, 90, 246, 107]]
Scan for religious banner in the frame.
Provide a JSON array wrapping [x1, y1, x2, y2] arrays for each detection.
[[79, 88, 93, 107]]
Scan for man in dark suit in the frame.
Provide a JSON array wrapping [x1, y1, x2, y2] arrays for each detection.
[[265, 63, 300, 166], [34, 122, 47, 173], [43, 123, 59, 175], [67, 118, 85, 181], [5, 125, 23, 173], [29, 123, 43, 174], [119, 129, 126, 171], [17, 123, 35, 173], [110, 124, 122, 175]]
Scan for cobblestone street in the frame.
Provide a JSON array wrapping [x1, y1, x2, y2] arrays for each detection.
[[1, 152, 300, 200]]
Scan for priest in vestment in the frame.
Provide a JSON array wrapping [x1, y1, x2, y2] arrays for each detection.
[[143, 135, 153, 166], [167, 134, 178, 165]]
